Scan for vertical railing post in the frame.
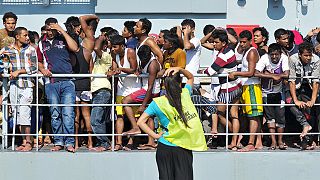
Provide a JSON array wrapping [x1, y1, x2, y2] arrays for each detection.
[[226, 74, 229, 150], [111, 74, 115, 151], [1, 77, 8, 150]]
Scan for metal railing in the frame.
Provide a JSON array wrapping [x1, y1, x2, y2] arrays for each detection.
[[1, 73, 318, 151]]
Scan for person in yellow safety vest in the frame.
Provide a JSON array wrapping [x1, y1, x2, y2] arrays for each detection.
[[135, 67, 207, 180]]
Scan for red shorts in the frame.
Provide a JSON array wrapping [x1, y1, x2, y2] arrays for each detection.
[[129, 89, 159, 102]]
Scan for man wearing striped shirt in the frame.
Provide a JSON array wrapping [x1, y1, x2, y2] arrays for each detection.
[[203, 29, 242, 150], [1, 27, 37, 151]]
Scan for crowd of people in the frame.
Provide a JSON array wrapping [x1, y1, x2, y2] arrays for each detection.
[[1, 11, 320, 153]]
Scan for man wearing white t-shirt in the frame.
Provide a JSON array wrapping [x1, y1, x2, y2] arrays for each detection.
[[255, 43, 289, 150], [181, 19, 202, 92]]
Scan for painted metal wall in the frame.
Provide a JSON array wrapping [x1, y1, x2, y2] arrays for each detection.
[[0, 151, 319, 180], [0, 0, 319, 66]]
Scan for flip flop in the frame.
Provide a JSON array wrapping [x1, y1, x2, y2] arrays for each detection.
[[137, 144, 156, 150], [268, 146, 276, 150], [123, 144, 134, 151]]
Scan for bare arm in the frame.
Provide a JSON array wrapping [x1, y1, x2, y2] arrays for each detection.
[[164, 67, 194, 87], [146, 39, 163, 65], [79, 15, 98, 52], [141, 60, 160, 107], [137, 112, 163, 139], [183, 26, 195, 50], [200, 31, 214, 50], [230, 49, 258, 78], [94, 35, 105, 59], [117, 48, 137, 74], [50, 23, 79, 52]]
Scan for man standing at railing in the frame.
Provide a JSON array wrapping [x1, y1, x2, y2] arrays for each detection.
[[229, 30, 263, 152], [287, 42, 320, 149], [1, 27, 37, 151], [37, 18, 79, 153]]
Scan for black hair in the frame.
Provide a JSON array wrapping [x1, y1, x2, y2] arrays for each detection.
[[13, 27, 27, 38], [28, 31, 35, 44], [169, 26, 177, 34], [41, 26, 46, 31], [211, 29, 228, 44], [253, 27, 269, 44], [124, 21, 136, 35], [139, 18, 152, 35], [226, 28, 238, 39], [317, 33, 320, 44], [100, 27, 113, 34], [110, 34, 125, 45], [287, 30, 295, 45], [45, 17, 58, 25], [298, 42, 314, 54], [106, 28, 119, 39], [64, 16, 80, 46], [274, 28, 288, 40], [2, 12, 17, 23], [239, 30, 252, 40], [203, 24, 215, 35], [164, 33, 180, 49], [268, 43, 282, 54], [137, 45, 152, 63], [87, 19, 98, 33], [181, 19, 195, 28], [164, 72, 189, 127], [160, 29, 170, 36]]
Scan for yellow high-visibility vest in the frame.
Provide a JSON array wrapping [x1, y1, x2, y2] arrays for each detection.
[[154, 88, 207, 151]]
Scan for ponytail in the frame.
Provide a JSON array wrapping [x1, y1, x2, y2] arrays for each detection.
[[164, 72, 189, 127]]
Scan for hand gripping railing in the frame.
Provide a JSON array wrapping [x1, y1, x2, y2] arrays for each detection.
[[1, 73, 319, 151]]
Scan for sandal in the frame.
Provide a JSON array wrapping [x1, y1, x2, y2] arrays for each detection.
[[278, 143, 287, 150], [237, 143, 255, 152], [137, 144, 156, 150], [22, 141, 33, 152], [268, 146, 276, 150]]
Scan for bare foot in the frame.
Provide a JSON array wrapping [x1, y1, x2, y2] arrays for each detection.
[[44, 136, 52, 145], [123, 128, 141, 135], [15, 144, 25, 151], [237, 144, 255, 152], [114, 144, 123, 151], [66, 146, 75, 153], [300, 125, 312, 139], [51, 145, 63, 151], [22, 143, 33, 152], [89, 146, 107, 152]]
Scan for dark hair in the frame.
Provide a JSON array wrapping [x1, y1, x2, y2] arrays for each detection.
[[253, 27, 269, 44], [164, 33, 180, 49], [87, 19, 98, 33], [45, 17, 58, 25], [164, 72, 189, 127], [181, 19, 195, 28], [139, 18, 152, 34], [239, 30, 252, 40], [226, 28, 238, 39], [274, 28, 288, 40], [160, 29, 170, 36], [316, 33, 320, 44], [28, 31, 35, 44], [110, 35, 125, 45], [13, 27, 27, 38], [106, 28, 119, 39], [2, 12, 17, 23], [203, 24, 215, 35], [298, 42, 314, 54], [41, 25, 46, 31], [137, 45, 151, 62], [100, 27, 113, 34], [211, 29, 228, 44], [268, 43, 282, 54], [64, 16, 80, 46], [287, 30, 295, 45], [169, 26, 177, 34], [124, 21, 136, 35]]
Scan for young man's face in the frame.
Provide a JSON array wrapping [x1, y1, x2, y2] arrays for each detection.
[[134, 21, 143, 36], [122, 27, 131, 38], [163, 39, 172, 50], [158, 32, 165, 45], [111, 44, 124, 54], [239, 37, 251, 50], [269, 50, 281, 64], [299, 50, 313, 64], [212, 38, 225, 51], [276, 34, 289, 48], [3, 18, 16, 32], [253, 30, 265, 44], [45, 24, 57, 40], [16, 30, 29, 45]]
